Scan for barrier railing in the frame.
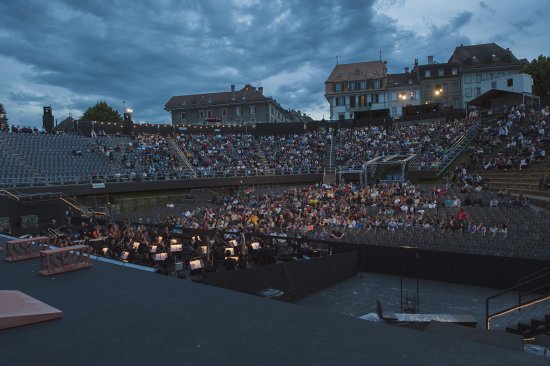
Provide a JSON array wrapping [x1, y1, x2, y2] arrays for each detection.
[[39, 245, 92, 276], [4, 236, 50, 262]]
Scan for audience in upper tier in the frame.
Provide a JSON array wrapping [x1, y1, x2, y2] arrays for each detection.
[[1, 106, 548, 185]]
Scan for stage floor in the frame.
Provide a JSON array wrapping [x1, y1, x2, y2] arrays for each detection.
[[0, 235, 546, 366]]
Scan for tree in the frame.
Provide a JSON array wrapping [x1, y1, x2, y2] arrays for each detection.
[[521, 55, 550, 97], [81, 101, 122, 123], [0, 103, 8, 131]]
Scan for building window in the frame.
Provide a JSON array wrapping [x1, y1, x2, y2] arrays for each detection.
[[391, 93, 397, 102], [222, 108, 227, 117], [391, 107, 397, 116], [373, 79, 381, 89], [465, 88, 472, 97], [452, 67, 458, 76], [497, 72, 504, 78], [491, 81, 497, 89], [475, 87, 481, 96], [424, 70, 431, 77], [507, 78, 514, 87], [236, 106, 241, 116], [249, 106, 255, 115], [199, 110, 205, 118], [475, 74, 482, 83], [359, 95, 366, 107], [334, 83, 343, 92], [360, 81, 367, 90], [207, 110, 212, 117], [180, 112, 186, 120], [350, 96, 356, 108], [349, 82, 356, 91], [410, 91, 416, 100], [487, 73, 493, 80], [464, 75, 471, 84], [438, 69, 444, 77], [451, 82, 459, 93], [372, 94, 379, 103]]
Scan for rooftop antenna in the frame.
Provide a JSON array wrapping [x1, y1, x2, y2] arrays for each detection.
[[379, 50, 382, 61], [336, 55, 339, 65]]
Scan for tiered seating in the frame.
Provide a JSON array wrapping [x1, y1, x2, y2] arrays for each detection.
[[0, 133, 114, 184], [178, 133, 265, 177]]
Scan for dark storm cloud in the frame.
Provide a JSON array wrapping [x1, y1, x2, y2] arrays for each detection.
[[0, 1, 545, 125]]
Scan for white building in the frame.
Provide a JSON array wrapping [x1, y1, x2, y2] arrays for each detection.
[[480, 73, 533, 95]]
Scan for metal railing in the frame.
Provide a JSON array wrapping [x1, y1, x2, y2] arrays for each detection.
[[0, 166, 325, 189], [409, 121, 480, 175], [486, 266, 550, 330]]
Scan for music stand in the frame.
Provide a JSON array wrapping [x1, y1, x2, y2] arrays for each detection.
[[224, 247, 235, 255]]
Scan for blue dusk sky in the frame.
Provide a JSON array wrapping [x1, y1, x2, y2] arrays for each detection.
[[0, 0, 548, 127]]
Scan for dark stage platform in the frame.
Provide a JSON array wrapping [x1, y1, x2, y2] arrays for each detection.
[[0, 236, 546, 366]]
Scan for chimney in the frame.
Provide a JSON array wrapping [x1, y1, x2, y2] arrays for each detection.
[[231, 84, 236, 101], [231, 84, 235, 92], [427, 56, 434, 64], [414, 59, 418, 67], [258, 87, 263, 94], [405, 67, 409, 73]]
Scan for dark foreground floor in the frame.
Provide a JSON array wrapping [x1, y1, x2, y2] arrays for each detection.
[[0, 235, 545, 366]]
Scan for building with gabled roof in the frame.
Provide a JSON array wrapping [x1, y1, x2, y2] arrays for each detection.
[[449, 43, 527, 108], [165, 84, 290, 125], [324, 60, 388, 121]]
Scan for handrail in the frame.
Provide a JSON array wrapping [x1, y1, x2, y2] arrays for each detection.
[[409, 121, 480, 177], [518, 265, 550, 284], [486, 267, 550, 329], [166, 137, 198, 178]]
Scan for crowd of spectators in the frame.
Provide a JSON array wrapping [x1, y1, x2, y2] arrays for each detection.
[[256, 131, 326, 173], [164, 182, 507, 240], [95, 133, 185, 180], [176, 133, 265, 177], [469, 104, 549, 171]]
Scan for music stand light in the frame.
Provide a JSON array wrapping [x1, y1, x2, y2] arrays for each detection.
[[229, 240, 238, 247], [132, 242, 140, 250], [150, 245, 157, 253], [170, 244, 182, 252], [189, 259, 204, 270], [224, 247, 235, 255], [121, 251, 129, 261], [250, 242, 260, 250], [155, 253, 167, 261]]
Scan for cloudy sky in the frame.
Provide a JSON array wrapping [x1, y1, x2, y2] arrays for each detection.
[[0, 0, 548, 127]]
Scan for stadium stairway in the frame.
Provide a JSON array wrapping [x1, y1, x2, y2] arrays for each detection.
[[166, 136, 197, 178], [323, 135, 337, 184], [478, 160, 550, 203], [487, 266, 550, 340], [253, 140, 271, 174]]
